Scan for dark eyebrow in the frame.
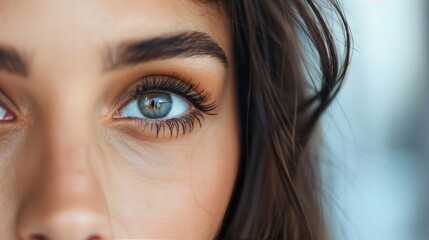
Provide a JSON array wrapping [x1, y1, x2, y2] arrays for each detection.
[[0, 46, 28, 77], [105, 31, 228, 71]]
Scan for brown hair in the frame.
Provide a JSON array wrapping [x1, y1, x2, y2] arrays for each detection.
[[217, 0, 352, 239]]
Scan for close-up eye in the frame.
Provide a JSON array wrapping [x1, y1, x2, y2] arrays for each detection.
[[119, 91, 190, 120], [114, 76, 217, 137]]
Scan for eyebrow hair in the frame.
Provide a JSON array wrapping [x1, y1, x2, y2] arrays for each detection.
[[0, 46, 28, 77], [105, 31, 228, 71]]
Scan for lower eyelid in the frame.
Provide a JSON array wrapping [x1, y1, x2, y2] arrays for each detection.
[[116, 111, 205, 139]]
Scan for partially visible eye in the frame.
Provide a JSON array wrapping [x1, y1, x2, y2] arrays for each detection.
[[118, 91, 191, 120], [0, 104, 15, 121]]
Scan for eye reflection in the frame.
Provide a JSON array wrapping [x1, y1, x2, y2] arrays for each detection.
[[119, 91, 191, 120], [138, 92, 172, 119]]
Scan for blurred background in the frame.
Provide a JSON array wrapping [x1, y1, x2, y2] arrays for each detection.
[[321, 0, 429, 239]]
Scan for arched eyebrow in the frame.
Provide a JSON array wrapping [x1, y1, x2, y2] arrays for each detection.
[[104, 31, 228, 71], [0, 46, 28, 77]]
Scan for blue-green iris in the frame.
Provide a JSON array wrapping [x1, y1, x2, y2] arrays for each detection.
[[137, 92, 172, 119]]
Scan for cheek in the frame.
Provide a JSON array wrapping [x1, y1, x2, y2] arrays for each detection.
[[100, 96, 240, 238], [0, 129, 29, 236], [190, 105, 240, 222]]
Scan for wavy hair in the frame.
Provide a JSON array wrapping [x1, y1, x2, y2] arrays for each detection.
[[215, 0, 352, 239]]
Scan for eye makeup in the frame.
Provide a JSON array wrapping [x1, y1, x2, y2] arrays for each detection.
[[134, 76, 217, 114], [114, 75, 218, 138]]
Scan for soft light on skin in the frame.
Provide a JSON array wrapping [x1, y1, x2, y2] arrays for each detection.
[[0, 0, 239, 239]]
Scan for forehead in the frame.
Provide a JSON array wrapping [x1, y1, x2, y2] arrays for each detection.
[[0, 0, 229, 61]]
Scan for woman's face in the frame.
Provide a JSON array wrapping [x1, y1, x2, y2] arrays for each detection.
[[0, 0, 239, 239]]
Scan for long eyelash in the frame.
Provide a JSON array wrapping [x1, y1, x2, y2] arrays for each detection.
[[133, 111, 204, 138], [128, 75, 217, 137], [134, 75, 217, 114]]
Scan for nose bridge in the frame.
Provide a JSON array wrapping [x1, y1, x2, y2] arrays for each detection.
[[38, 81, 99, 199], [42, 135, 102, 208], [17, 91, 112, 239], [38, 78, 100, 182]]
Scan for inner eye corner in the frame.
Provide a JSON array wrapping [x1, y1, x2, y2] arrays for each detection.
[[0, 106, 16, 121], [2, 113, 16, 122], [112, 109, 123, 119]]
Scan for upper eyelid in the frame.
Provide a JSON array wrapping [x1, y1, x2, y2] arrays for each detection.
[[135, 76, 217, 114], [114, 74, 217, 115]]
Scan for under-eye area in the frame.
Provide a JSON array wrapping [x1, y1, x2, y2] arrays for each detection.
[[113, 75, 218, 138]]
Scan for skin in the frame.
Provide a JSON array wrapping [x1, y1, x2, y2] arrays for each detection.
[[0, 0, 239, 239]]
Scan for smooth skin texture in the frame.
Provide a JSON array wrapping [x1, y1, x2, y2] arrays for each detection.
[[0, 0, 239, 239]]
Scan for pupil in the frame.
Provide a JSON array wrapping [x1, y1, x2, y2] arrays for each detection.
[[137, 92, 172, 119]]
